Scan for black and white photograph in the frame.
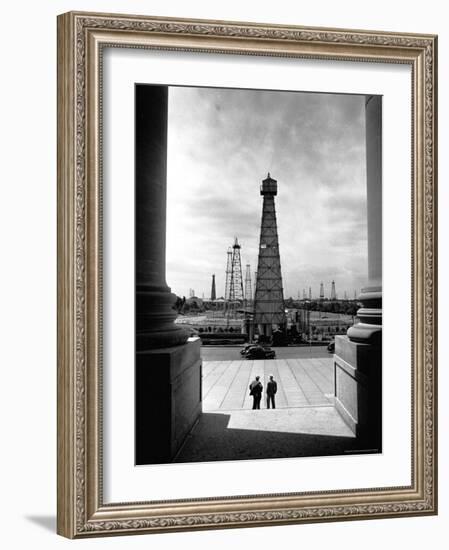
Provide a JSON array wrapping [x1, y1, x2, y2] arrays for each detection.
[[50, 5, 438, 541], [135, 83, 382, 465]]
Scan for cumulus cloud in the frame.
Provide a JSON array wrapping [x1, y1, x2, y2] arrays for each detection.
[[166, 86, 375, 299]]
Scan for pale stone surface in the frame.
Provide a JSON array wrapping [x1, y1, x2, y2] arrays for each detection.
[[335, 365, 359, 427], [202, 357, 334, 411], [225, 407, 353, 437]]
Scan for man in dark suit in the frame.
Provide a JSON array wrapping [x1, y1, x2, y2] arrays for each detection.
[[266, 375, 277, 409], [249, 376, 263, 409]]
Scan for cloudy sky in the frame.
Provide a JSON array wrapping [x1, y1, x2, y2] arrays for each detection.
[[166, 86, 369, 300]]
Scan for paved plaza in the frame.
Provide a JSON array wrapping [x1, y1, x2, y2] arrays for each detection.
[[174, 357, 360, 463], [202, 358, 334, 411]]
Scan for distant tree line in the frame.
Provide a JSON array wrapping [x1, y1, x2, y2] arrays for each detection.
[[174, 296, 359, 316], [285, 298, 359, 316]]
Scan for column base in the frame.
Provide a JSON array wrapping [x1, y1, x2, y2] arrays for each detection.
[[334, 335, 382, 450], [135, 337, 202, 464]]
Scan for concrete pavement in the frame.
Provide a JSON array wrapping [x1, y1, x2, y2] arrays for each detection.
[[202, 358, 334, 411]]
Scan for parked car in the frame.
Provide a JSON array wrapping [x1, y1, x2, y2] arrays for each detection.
[[240, 344, 259, 355], [327, 340, 335, 353], [245, 345, 276, 360]]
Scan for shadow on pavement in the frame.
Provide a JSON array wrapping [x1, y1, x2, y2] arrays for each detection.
[[174, 412, 376, 463]]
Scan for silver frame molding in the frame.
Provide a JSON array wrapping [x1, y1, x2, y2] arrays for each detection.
[[57, 11, 438, 538]]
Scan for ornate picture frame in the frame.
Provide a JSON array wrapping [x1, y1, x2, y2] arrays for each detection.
[[57, 11, 437, 538]]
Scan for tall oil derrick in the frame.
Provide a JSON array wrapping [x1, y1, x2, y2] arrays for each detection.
[[224, 247, 233, 302], [244, 264, 252, 307], [253, 173, 285, 337], [229, 237, 244, 303], [319, 282, 325, 300], [330, 280, 336, 300], [210, 274, 216, 301]]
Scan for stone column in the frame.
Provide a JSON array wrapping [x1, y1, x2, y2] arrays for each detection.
[[334, 95, 382, 449], [135, 85, 202, 464], [135, 85, 188, 350], [347, 95, 382, 346]]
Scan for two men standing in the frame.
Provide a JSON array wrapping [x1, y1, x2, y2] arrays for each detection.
[[249, 375, 277, 410]]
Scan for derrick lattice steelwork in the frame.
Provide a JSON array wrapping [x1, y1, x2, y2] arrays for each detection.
[[229, 237, 244, 302], [253, 173, 285, 336], [224, 247, 233, 301]]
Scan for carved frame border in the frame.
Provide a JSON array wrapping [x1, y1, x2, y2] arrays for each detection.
[[57, 11, 437, 538]]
